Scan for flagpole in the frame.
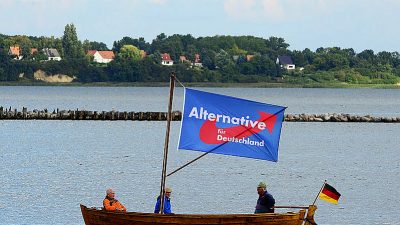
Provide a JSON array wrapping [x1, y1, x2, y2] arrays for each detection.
[[312, 180, 327, 205], [167, 151, 209, 177], [159, 72, 175, 214]]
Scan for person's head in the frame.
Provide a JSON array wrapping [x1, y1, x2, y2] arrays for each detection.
[[257, 182, 267, 195], [106, 188, 115, 198], [165, 187, 172, 198]]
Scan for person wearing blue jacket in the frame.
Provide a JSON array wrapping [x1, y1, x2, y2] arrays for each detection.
[[154, 187, 173, 214]]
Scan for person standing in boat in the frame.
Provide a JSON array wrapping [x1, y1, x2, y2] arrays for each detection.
[[154, 187, 173, 214], [255, 182, 275, 213], [103, 188, 127, 212]]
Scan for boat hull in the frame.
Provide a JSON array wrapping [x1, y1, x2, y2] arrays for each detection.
[[81, 205, 307, 225]]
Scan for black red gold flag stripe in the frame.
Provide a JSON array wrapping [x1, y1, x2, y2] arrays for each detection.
[[319, 183, 341, 204]]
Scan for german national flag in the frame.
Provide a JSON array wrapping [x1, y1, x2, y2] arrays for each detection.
[[319, 183, 341, 204]]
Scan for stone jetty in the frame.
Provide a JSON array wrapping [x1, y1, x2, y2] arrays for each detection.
[[0, 106, 399, 123]]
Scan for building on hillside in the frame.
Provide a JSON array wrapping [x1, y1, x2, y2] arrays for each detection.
[[179, 55, 189, 63], [29, 48, 39, 60], [31, 48, 38, 55], [246, 55, 254, 62], [8, 46, 23, 60], [193, 54, 202, 67], [161, 53, 173, 66], [140, 50, 147, 58], [276, 55, 295, 70], [86, 50, 97, 62], [43, 48, 62, 61], [87, 50, 97, 56], [87, 50, 115, 63]]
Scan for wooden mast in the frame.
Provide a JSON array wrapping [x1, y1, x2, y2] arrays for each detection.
[[158, 73, 175, 214]]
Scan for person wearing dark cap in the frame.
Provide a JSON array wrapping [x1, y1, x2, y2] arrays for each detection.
[[255, 182, 275, 213]]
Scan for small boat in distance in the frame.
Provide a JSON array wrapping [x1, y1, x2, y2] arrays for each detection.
[[80, 73, 318, 225]]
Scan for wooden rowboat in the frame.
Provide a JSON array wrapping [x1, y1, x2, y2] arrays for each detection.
[[80, 204, 317, 225], [80, 75, 319, 225]]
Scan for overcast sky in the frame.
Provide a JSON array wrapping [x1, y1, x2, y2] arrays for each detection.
[[1, 0, 399, 53]]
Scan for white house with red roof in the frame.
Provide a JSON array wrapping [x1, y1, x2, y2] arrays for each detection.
[[161, 53, 173, 66], [87, 50, 115, 63]]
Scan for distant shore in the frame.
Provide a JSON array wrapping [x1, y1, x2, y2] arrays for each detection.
[[1, 81, 400, 88]]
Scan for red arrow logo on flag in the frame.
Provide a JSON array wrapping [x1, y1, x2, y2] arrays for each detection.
[[199, 112, 277, 144]]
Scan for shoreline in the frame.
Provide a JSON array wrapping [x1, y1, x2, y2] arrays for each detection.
[[1, 81, 400, 88]]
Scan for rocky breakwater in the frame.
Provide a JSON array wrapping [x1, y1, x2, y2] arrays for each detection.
[[0, 107, 181, 121], [284, 113, 399, 123], [0, 107, 399, 123]]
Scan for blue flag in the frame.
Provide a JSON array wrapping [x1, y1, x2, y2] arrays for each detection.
[[178, 88, 286, 161]]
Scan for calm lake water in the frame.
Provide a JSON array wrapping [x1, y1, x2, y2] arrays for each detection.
[[1, 86, 400, 225]]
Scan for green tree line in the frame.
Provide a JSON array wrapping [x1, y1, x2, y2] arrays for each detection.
[[1, 24, 400, 85]]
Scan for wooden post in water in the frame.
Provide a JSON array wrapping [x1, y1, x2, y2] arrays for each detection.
[[159, 73, 175, 214], [22, 107, 27, 119]]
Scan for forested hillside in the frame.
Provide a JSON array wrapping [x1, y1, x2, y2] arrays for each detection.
[[1, 24, 400, 85]]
